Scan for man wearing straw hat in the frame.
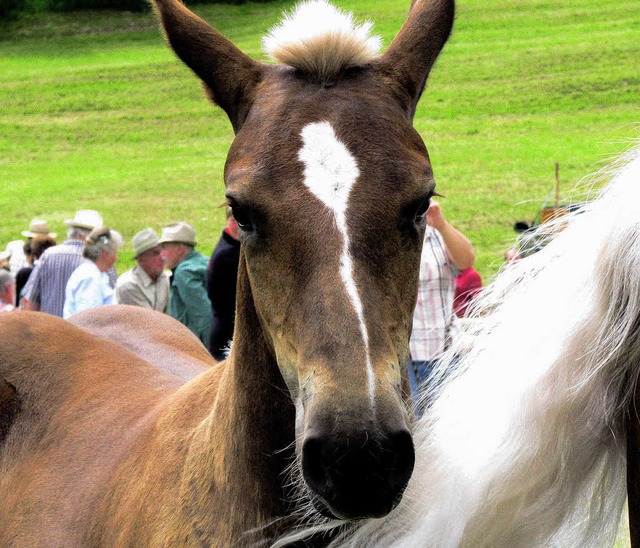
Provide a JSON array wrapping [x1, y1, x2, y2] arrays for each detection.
[[116, 228, 170, 313], [8, 219, 57, 277], [22, 209, 117, 317], [159, 222, 212, 347], [21, 219, 57, 240]]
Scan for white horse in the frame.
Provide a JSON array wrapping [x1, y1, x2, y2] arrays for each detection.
[[282, 144, 640, 546]]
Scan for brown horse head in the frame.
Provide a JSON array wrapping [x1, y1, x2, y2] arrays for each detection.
[[152, 0, 454, 520]]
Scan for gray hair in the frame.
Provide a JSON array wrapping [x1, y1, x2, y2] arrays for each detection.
[[83, 227, 123, 262], [67, 226, 92, 240], [0, 269, 14, 293]]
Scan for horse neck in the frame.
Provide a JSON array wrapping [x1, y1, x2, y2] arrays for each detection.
[[181, 255, 296, 541], [225, 256, 296, 485]]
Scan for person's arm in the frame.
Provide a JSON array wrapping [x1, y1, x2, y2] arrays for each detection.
[[21, 298, 40, 311], [427, 200, 476, 270], [21, 261, 42, 311]]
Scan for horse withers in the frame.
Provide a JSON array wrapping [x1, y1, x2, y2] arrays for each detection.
[[0, 0, 454, 544]]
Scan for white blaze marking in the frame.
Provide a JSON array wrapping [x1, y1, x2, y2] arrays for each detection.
[[298, 121, 376, 409]]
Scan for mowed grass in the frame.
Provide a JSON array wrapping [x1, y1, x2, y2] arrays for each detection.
[[1, 0, 638, 279]]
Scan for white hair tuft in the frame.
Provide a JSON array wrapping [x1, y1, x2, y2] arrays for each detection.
[[262, 0, 381, 84]]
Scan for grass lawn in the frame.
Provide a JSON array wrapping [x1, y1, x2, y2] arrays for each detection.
[[1, 0, 638, 280]]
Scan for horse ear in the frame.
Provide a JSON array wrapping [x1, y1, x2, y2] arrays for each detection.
[[377, 0, 455, 118], [151, 0, 264, 131]]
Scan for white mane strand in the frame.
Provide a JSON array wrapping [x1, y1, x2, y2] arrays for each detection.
[[262, 0, 381, 84], [286, 144, 640, 547]]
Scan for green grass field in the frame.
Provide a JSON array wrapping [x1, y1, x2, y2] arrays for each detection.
[[1, 0, 638, 279]]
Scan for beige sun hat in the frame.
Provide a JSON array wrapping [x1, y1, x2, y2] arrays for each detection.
[[158, 222, 197, 246], [64, 209, 104, 230], [21, 219, 57, 239], [133, 228, 161, 257]]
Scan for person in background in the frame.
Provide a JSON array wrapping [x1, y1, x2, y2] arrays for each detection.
[[206, 208, 241, 360], [16, 236, 57, 308], [6, 240, 27, 277], [0, 249, 11, 272], [504, 246, 522, 263], [16, 219, 56, 273], [63, 226, 122, 319], [22, 209, 117, 317], [0, 270, 17, 313], [453, 266, 483, 318], [409, 200, 476, 410], [116, 227, 170, 313], [21, 219, 57, 242], [160, 222, 212, 347]]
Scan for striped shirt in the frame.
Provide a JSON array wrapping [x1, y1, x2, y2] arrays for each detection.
[[22, 239, 117, 318], [409, 227, 460, 361]]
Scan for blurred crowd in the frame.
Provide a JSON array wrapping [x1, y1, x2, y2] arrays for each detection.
[[0, 208, 240, 361]]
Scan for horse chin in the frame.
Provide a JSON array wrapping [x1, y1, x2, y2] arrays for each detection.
[[309, 492, 339, 519], [308, 487, 406, 521]]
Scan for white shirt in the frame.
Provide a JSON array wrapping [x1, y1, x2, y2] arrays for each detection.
[[116, 265, 170, 313], [63, 260, 116, 319]]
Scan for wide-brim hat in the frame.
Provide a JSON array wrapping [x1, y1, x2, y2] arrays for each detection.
[[21, 218, 57, 238], [64, 209, 103, 230], [158, 222, 197, 246], [133, 227, 161, 257]]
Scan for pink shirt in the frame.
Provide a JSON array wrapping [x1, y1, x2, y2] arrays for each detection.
[[409, 227, 459, 361]]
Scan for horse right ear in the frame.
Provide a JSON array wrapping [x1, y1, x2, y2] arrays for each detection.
[[151, 0, 264, 132], [376, 0, 455, 119]]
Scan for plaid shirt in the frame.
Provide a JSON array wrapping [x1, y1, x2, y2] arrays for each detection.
[[409, 227, 459, 361], [22, 239, 117, 318]]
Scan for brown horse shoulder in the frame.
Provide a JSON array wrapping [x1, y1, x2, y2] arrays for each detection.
[[0, 312, 182, 544]]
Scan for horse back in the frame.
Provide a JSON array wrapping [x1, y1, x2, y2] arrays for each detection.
[[69, 304, 215, 381]]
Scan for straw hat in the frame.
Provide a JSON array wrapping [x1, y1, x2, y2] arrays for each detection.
[[133, 228, 161, 257], [21, 219, 57, 238], [158, 222, 197, 246], [64, 209, 104, 230]]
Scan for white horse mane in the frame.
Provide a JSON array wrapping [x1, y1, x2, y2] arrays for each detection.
[[262, 0, 381, 84], [278, 143, 640, 546]]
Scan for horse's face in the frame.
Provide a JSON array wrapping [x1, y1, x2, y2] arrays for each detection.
[[224, 69, 432, 518], [152, 0, 454, 520]]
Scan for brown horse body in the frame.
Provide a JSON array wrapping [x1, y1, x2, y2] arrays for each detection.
[[0, 307, 293, 545], [0, 0, 455, 544]]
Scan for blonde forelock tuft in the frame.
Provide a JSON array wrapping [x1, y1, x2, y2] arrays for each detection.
[[262, 0, 381, 84]]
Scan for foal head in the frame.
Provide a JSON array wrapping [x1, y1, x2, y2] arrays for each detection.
[[152, 0, 454, 520]]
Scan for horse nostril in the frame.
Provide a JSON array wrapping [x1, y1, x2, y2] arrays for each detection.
[[302, 429, 415, 520]]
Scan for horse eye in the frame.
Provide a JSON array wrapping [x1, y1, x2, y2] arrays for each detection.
[[414, 194, 432, 224], [231, 205, 254, 232]]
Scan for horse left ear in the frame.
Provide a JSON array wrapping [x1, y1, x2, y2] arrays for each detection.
[[376, 0, 455, 118], [151, 0, 264, 131]]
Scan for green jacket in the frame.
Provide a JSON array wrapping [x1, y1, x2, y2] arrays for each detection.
[[169, 250, 212, 347]]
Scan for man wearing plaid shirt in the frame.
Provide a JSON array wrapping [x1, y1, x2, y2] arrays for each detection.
[[409, 200, 476, 412]]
